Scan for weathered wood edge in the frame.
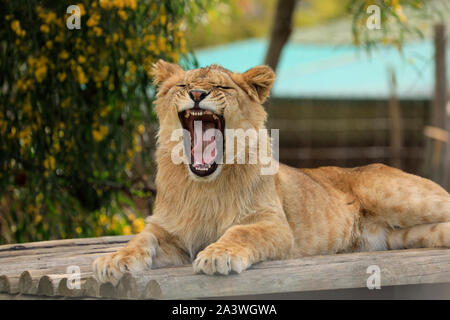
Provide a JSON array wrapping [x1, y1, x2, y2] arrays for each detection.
[[1, 239, 449, 300]]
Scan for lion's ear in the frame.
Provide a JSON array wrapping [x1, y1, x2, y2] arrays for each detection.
[[242, 66, 275, 103], [151, 59, 184, 86]]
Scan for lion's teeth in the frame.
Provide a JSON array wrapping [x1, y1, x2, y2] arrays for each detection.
[[212, 114, 218, 120], [184, 113, 189, 118], [193, 163, 212, 171]]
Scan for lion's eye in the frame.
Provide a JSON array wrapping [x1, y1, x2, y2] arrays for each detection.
[[215, 85, 232, 90], [176, 84, 187, 88]]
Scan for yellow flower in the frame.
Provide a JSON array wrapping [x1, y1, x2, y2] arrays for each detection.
[[58, 72, 67, 82], [45, 40, 53, 49], [11, 20, 20, 33], [75, 65, 88, 84], [18, 127, 32, 148], [75, 226, 82, 234], [92, 125, 109, 142], [8, 126, 16, 139], [126, 149, 135, 158], [93, 27, 103, 37], [394, 5, 407, 23], [35, 65, 48, 83], [40, 24, 50, 33], [76, 3, 86, 16], [99, 214, 108, 225], [137, 124, 145, 134], [59, 50, 69, 60], [34, 214, 43, 224], [157, 37, 166, 51], [99, 0, 112, 9], [11, 20, 26, 37], [132, 218, 145, 233], [113, 0, 125, 9], [53, 141, 60, 153], [23, 100, 32, 117], [87, 13, 100, 27], [43, 155, 56, 170], [160, 14, 167, 25], [122, 225, 132, 235], [128, 0, 137, 10], [128, 61, 137, 74], [99, 106, 111, 117], [118, 10, 128, 21], [78, 55, 86, 64]]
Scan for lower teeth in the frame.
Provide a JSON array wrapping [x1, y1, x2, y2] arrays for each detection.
[[194, 164, 211, 171]]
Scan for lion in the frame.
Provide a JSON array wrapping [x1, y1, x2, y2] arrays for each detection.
[[93, 60, 450, 284]]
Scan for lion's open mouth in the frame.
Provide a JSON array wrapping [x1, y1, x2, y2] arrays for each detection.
[[178, 108, 225, 177]]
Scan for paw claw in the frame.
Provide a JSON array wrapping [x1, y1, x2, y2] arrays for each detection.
[[193, 243, 250, 276], [93, 247, 152, 284]]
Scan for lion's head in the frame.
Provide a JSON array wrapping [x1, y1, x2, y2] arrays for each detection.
[[151, 60, 275, 181]]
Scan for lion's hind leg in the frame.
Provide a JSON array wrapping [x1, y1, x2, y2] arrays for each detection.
[[353, 164, 450, 226], [352, 164, 450, 250], [387, 222, 450, 249]]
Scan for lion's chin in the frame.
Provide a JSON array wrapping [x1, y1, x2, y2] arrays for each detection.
[[187, 163, 223, 182]]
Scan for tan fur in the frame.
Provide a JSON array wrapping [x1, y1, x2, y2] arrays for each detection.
[[93, 61, 450, 284]]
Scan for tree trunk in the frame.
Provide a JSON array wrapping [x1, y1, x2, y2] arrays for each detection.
[[264, 0, 297, 72]]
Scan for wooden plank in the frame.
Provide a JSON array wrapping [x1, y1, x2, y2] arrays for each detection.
[[37, 272, 92, 297], [0, 275, 20, 294], [0, 246, 124, 276], [19, 271, 40, 295], [58, 277, 88, 298], [105, 248, 450, 300], [0, 235, 449, 299], [82, 276, 101, 298], [155, 249, 449, 299], [0, 235, 131, 256]]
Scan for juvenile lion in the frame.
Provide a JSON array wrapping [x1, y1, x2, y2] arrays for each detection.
[[93, 60, 450, 284]]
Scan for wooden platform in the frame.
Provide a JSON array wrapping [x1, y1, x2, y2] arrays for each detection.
[[0, 236, 449, 299]]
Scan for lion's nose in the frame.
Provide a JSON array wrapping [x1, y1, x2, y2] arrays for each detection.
[[189, 89, 209, 102]]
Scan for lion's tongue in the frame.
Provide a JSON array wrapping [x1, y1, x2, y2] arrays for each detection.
[[192, 121, 217, 165]]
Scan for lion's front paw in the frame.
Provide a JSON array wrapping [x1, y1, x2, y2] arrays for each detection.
[[93, 246, 152, 285], [193, 243, 250, 275]]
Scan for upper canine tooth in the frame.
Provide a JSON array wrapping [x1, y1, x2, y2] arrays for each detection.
[[212, 114, 218, 120], [184, 112, 190, 118]]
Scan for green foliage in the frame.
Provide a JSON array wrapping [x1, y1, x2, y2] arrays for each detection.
[[0, 0, 211, 244], [185, 0, 276, 49], [348, 0, 448, 51], [295, 0, 347, 27]]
